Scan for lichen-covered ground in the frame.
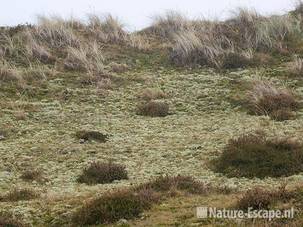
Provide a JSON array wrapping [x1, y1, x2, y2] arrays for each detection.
[[1, 58, 303, 225]]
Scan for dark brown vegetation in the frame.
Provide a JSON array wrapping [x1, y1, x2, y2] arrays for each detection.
[[0, 188, 39, 202], [77, 162, 128, 185], [213, 131, 303, 178], [137, 101, 170, 117], [73, 176, 208, 225], [0, 213, 27, 227], [237, 186, 292, 210], [75, 130, 109, 143], [247, 80, 300, 121], [20, 169, 43, 182]]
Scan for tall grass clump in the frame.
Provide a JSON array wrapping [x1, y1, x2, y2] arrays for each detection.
[[213, 130, 303, 178], [87, 14, 128, 44], [247, 80, 300, 120], [288, 56, 303, 76], [149, 11, 192, 39], [25, 31, 55, 64], [64, 42, 105, 77], [255, 14, 301, 52], [32, 15, 81, 49], [0, 63, 23, 84], [169, 8, 302, 68]]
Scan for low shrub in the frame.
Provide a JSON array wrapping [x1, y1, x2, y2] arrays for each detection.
[[247, 80, 299, 120], [137, 175, 208, 195], [137, 101, 169, 117], [0, 188, 39, 202], [20, 169, 43, 182], [75, 130, 108, 143], [237, 188, 274, 210], [237, 186, 293, 211], [0, 214, 26, 227], [73, 175, 206, 225], [77, 162, 128, 185], [72, 189, 156, 225], [213, 131, 303, 178]]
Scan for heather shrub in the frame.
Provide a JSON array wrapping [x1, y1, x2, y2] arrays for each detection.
[[137, 175, 208, 195], [73, 176, 207, 225], [77, 162, 128, 185], [75, 130, 108, 143], [0, 188, 39, 202], [20, 169, 43, 182], [0, 214, 26, 227], [72, 189, 156, 225], [213, 131, 303, 178], [237, 186, 293, 211], [247, 80, 299, 120], [137, 101, 169, 117]]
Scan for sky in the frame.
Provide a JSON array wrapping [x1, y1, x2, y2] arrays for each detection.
[[0, 0, 298, 30]]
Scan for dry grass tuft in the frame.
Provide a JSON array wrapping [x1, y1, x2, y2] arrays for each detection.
[[213, 130, 303, 178], [168, 8, 302, 68], [139, 88, 166, 101], [77, 162, 128, 185], [0, 64, 22, 83], [247, 80, 299, 120], [109, 62, 129, 73], [288, 56, 303, 76], [33, 15, 81, 49], [137, 101, 170, 117], [64, 42, 104, 75], [25, 32, 55, 64], [128, 33, 151, 50], [149, 11, 192, 39], [88, 14, 127, 44]]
